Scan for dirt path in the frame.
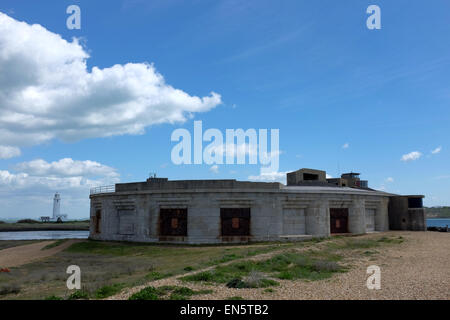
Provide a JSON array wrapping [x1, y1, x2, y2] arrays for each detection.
[[0, 240, 80, 268], [109, 231, 450, 300]]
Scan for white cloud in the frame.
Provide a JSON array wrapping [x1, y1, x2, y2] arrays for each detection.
[[0, 12, 221, 148], [431, 146, 442, 154], [14, 158, 119, 178], [248, 170, 289, 184], [0, 158, 119, 219], [385, 177, 394, 183], [1, 158, 119, 192], [342, 143, 349, 149], [209, 165, 219, 174], [0, 145, 21, 159], [326, 174, 333, 179], [401, 151, 422, 162]]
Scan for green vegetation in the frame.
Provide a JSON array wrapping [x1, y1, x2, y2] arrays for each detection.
[[226, 296, 244, 300], [326, 236, 403, 250], [129, 285, 213, 300], [0, 220, 89, 231], [181, 251, 344, 286], [0, 239, 290, 299], [95, 283, 125, 299], [67, 290, 89, 300], [0, 235, 406, 300], [41, 239, 68, 250], [426, 206, 450, 218], [144, 271, 173, 281], [17, 219, 40, 224]]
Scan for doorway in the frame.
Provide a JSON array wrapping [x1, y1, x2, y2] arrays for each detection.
[[330, 208, 348, 233]]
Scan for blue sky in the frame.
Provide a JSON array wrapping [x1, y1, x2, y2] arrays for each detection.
[[0, 0, 449, 219]]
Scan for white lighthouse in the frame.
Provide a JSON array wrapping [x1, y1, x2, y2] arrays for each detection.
[[52, 193, 68, 221], [52, 193, 61, 219]]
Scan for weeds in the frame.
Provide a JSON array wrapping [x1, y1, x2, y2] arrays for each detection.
[[145, 271, 173, 281], [67, 290, 89, 300], [0, 284, 20, 296], [181, 251, 344, 285], [129, 286, 213, 300], [128, 286, 160, 300], [95, 283, 125, 299]]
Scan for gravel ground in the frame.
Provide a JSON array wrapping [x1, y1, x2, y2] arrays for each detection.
[[109, 231, 449, 300]]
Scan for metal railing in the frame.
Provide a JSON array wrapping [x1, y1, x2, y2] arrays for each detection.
[[90, 185, 115, 195]]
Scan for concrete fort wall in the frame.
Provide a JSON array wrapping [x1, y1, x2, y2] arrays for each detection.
[[89, 187, 390, 244]]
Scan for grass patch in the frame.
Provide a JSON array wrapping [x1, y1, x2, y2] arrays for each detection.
[[181, 251, 344, 285], [377, 236, 404, 244], [129, 286, 161, 300], [6, 236, 390, 300], [327, 236, 405, 250], [41, 239, 68, 250], [227, 296, 244, 300], [0, 284, 20, 296], [95, 283, 125, 299], [67, 290, 89, 300], [129, 285, 213, 300], [181, 271, 216, 282], [144, 271, 173, 281]]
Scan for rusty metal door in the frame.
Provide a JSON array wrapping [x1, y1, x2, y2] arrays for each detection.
[[94, 210, 101, 234], [330, 208, 348, 233], [220, 208, 250, 236], [159, 208, 187, 236]]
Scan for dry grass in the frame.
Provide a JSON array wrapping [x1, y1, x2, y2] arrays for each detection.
[[0, 239, 290, 299]]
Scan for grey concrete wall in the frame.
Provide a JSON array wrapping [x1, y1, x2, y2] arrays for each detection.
[[348, 198, 366, 234], [89, 188, 391, 244], [388, 196, 425, 231], [282, 208, 306, 235], [408, 208, 426, 231], [305, 200, 330, 237], [375, 198, 390, 231]]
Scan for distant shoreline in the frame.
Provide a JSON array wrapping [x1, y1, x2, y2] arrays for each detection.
[[425, 207, 450, 219], [0, 222, 89, 232]]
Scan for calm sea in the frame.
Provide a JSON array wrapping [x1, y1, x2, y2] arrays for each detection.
[[426, 218, 450, 228], [0, 230, 89, 240]]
